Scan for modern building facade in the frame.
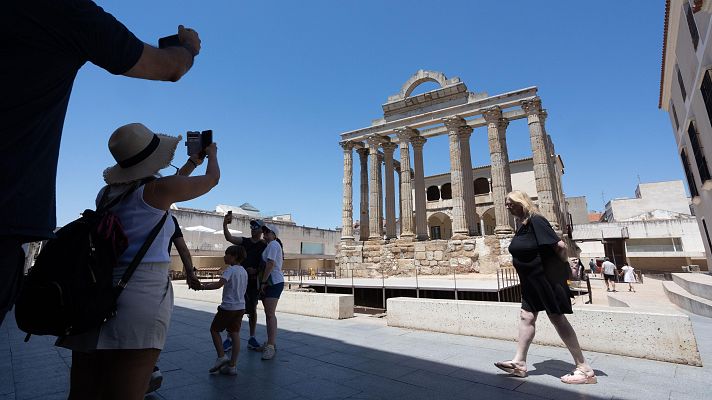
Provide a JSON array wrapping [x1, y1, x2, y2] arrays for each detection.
[[660, 0, 712, 269]]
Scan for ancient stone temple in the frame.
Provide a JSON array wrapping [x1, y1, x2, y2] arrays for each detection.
[[337, 70, 569, 276]]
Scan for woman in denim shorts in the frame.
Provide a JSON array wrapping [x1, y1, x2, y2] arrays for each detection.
[[259, 223, 284, 360]]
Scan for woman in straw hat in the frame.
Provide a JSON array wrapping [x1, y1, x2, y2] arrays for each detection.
[[494, 190, 596, 385], [60, 123, 220, 399]]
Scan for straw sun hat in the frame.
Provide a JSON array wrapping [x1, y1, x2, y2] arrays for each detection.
[[103, 123, 181, 184]]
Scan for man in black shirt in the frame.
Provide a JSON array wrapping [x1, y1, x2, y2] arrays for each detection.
[[0, 0, 202, 326], [222, 215, 267, 350]]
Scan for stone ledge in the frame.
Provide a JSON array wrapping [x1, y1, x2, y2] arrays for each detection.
[[173, 283, 354, 319], [386, 297, 701, 366]]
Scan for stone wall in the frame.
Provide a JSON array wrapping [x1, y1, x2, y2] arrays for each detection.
[[336, 236, 513, 277]]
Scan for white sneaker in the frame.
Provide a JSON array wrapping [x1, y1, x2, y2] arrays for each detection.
[[209, 356, 229, 373], [261, 344, 276, 360], [219, 364, 238, 376]]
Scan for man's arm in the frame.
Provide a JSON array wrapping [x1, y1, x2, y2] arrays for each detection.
[[223, 214, 243, 245], [176, 155, 205, 177], [123, 25, 200, 82]]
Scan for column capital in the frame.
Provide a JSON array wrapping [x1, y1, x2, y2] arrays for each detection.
[[521, 97, 543, 116], [394, 127, 418, 142], [366, 135, 388, 148], [540, 109, 548, 125], [355, 147, 369, 157], [340, 141, 355, 152], [443, 116, 473, 137], [381, 142, 398, 154], [482, 106, 502, 123], [410, 135, 427, 149]]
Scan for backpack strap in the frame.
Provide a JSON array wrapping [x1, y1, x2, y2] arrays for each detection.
[[114, 210, 169, 296]]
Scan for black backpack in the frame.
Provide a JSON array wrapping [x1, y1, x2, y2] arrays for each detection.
[[14, 182, 167, 341]]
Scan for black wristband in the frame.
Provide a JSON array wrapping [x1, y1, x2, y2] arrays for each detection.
[[188, 158, 198, 168]]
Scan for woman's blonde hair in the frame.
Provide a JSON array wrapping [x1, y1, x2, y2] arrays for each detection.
[[506, 190, 539, 221]]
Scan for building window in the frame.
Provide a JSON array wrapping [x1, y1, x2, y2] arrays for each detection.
[[677, 66, 687, 101], [681, 149, 700, 197], [625, 238, 683, 252], [301, 242, 324, 255], [688, 121, 711, 184], [473, 178, 490, 195], [703, 219, 712, 252], [430, 225, 441, 240], [671, 101, 680, 131], [685, 1, 700, 50], [426, 185, 440, 201], [701, 70, 712, 125], [440, 183, 452, 200]]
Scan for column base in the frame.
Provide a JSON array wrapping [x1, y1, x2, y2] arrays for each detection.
[[398, 233, 415, 241], [494, 226, 513, 235], [340, 235, 355, 242], [451, 232, 470, 240]]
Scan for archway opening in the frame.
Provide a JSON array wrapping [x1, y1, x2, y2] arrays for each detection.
[[428, 212, 452, 240], [474, 178, 490, 195], [441, 183, 452, 200], [426, 185, 440, 201], [482, 208, 496, 236]]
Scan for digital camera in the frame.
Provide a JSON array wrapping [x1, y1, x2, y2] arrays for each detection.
[[185, 130, 213, 156]]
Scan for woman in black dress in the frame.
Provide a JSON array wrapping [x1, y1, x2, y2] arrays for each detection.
[[494, 190, 596, 385]]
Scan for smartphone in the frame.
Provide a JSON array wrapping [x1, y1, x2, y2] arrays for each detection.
[[158, 34, 180, 49], [201, 130, 213, 148]]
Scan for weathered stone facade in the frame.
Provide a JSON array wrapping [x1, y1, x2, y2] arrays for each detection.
[[337, 70, 567, 277]]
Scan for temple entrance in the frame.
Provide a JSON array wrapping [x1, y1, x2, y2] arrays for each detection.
[[428, 212, 452, 239]]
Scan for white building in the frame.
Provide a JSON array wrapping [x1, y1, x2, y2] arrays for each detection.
[[571, 181, 708, 272], [659, 0, 712, 269]]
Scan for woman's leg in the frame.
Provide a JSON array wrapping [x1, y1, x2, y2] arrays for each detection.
[[547, 314, 593, 373], [262, 297, 279, 346], [68, 351, 101, 400], [512, 309, 538, 366], [99, 349, 161, 400]]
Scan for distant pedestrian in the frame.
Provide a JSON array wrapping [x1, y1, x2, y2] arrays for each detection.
[[620, 263, 637, 292], [588, 259, 596, 276], [601, 258, 617, 292], [494, 191, 596, 385], [199, 245, 248, 376]]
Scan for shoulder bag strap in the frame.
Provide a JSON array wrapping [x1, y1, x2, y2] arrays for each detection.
[[114, 210, 169, 297]]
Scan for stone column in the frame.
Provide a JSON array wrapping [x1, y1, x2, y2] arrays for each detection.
[[367, 137, 382, 240], [443, 116, 473, 237], [356, 147, 370, 240], [411, 135, 428, 240], [521, 98, 558, 229], [483, 107, 513, 235], [382, 143, 398, 239], [541, 110, 565, 232], [395, 128, 415, 238], [340, 141, 354, 241], [377, 153, 384, 237]]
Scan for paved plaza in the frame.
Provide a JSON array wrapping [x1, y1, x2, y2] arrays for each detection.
[[1, 296, 711, 400]]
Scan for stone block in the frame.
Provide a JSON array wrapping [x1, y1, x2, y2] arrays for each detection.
[[426, 251, 433, 260], [415, 251, 426, 260], [433, 250, 443, 261], [463, 244, 475, 251], [414, 243, 426, 252], [386, 298, 701, 365]]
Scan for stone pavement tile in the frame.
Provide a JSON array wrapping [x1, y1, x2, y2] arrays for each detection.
[[0, 394, 14, 400], [157, 349, 215, 375], [394, 355, 460, 375], [398, 368, 507, 398], [515, 380, 614, 400], [312, 350, 372, 369], [13, 373, 67, 400], [340, 374, 427, 399], [11, 360, 68, 384], [674, 363, 709, 383], [241, 360, 314, 387], [281, 378, 362, 400], [271, 352, 325, 372], [155, 383, 239, 400], [621, 367, 707, 397], [669, 391, 712, 400], [448, 365, 526, 391], [350, 358, 417, 380], [303, 363, 367, 383]]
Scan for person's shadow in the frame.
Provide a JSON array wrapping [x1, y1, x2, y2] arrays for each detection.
[[529, 359, 607, 378]]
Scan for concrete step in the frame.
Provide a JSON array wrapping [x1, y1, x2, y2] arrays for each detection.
[[663, 280, 712, 318], [672, 273, 712, 301]]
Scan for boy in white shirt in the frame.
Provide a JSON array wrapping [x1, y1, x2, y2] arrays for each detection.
[[199, 245, 248, 376]]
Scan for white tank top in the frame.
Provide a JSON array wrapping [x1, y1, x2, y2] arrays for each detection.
[[98, 185, 174, 264]]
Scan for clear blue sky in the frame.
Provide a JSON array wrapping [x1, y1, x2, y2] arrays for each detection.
[[57, 0, 679, 229]]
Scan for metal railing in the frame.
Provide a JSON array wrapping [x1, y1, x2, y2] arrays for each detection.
[[496, 267, 521, 302]]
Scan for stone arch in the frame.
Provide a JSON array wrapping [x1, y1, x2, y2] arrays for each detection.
[[427, 212, 452, 240], [426, 185, 440, 201], [440, 183, 452, 200], [474, 177, 490, 195], [400, 70, 450, 99], [482, 207, 496, 236]]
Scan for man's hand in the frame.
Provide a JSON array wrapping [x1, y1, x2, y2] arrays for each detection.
[[186, 274, 201, 290], [223, 213, 233, 225], [178, 25, 201, 56]]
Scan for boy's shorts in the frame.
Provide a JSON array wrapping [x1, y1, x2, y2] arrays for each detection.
[[603, 274, 616, 282], [210, 306, 245, 333]]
